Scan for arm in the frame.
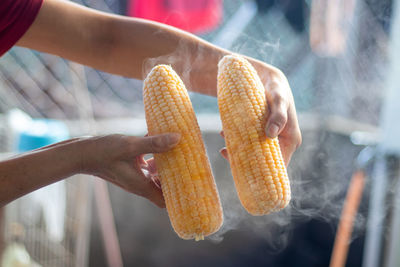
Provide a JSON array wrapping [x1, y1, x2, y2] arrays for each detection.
[[16, 0, 301, 163], [0, 139, 79, 206], [0, 133, 180, 207], [16, 0, 227, 94]]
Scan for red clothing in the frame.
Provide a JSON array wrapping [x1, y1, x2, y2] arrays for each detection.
[[128, 0, 222, 34], [0, 0, 43, 57]]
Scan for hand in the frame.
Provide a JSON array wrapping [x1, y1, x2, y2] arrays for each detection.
[[220, 63, 302, 166], [263, 67, 302, 166], [79, 133, 180, 208]]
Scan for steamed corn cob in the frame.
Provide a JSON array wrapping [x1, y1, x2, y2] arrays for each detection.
[[143, 65, 223, 240], [217, 55, 291, 215]]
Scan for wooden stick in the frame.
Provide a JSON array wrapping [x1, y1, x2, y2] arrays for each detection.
[[330, 170, 366, 267], [0, 207, 4, 257]]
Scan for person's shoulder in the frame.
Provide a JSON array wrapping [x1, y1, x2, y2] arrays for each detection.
[[0, 0, 43, 57]]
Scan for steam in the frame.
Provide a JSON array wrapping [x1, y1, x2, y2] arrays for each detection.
[[142, 36, 201, 92], [202, 128, 370, 252], [138, 0, 390, 253], [229, 32, 281, 65]]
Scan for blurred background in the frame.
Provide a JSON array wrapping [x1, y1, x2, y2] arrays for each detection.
[[1, 0, 399, 266]]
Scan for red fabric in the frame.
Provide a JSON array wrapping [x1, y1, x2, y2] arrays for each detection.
[[128, 0, 222, 34], [0, 0, 43, 57]]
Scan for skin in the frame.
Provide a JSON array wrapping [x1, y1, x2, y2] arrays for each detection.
[[0, 0, 302, 207], [0, 133, 180, 208]]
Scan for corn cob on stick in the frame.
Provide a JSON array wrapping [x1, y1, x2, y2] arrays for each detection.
[[217, 55, 291, 215], [143, 65, 223, 240]]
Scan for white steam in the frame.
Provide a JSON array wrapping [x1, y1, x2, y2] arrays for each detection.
[[140, 0, 390, 252]]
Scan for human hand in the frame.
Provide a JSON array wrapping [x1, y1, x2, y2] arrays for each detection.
[[79, 133, 180, 208], [220, 62, 302, 166]]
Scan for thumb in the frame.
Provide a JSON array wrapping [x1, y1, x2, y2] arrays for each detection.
[[265, 97, 288, 138], [134, 133, 181, 154]]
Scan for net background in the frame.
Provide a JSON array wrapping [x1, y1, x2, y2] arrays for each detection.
[[0, 0, 390, 266]]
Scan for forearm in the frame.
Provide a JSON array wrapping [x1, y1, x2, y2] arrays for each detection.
[[105, 21, 283, 94], [17, 0, 280, 96], [0, 140, 81, 206], [17, 0, 226, 94], [104, 17, 229, 95]]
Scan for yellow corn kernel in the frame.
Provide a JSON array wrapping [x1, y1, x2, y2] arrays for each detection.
[[143, 65, 223, 240], [217, 55, 291, 215]]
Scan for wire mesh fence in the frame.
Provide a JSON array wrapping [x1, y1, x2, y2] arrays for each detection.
[[0, 0, 392, 266]]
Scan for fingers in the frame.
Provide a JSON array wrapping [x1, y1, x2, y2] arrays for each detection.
[[263, 75, 302, 165], [139, 169, 165, 208], [105, 164, 166, 208], [135, 157, 164, 206], [278, 105, 302, 166], [141, 158, 161, 187], [127, 159, 166, 208], [219, 148, 229, 161], [130, 182, 165, 208], [144, 157, 158, 174], [219, 132, 229, 161], [137, 180, 165, 208], [133, 133, 181, 155], [219, 79, 300, 167], [137, 154, 147, 166], [265, 80, 289, 139]]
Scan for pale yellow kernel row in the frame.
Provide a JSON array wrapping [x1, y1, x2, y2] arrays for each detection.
[[217, 55, 291, 215], [143, 65, 223, 240]]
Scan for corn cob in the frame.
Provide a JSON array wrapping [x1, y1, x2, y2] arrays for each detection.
[[143, 64, 223, 240], [217, 55, 291, 215]]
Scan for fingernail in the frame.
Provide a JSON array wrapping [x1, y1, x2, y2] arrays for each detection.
[[153, 133, 180, 148], [166, 133, 181, 146], [267, 124, 279, 138], [219, 148, 229, 161]]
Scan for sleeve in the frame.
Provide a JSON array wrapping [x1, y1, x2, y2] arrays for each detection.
[[0, 0, 44, 57]]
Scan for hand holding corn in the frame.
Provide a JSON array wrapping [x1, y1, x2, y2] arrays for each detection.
[[218, 55, 291, 215], [80, 134, 183, 208], [0, 134, 180, 207], [142, 57, 299, 239], [219, 57, 301, 166]]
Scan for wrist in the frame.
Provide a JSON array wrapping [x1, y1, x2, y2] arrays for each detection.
[[66, 136, 96, 176], [246, 57, 286, 84]]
